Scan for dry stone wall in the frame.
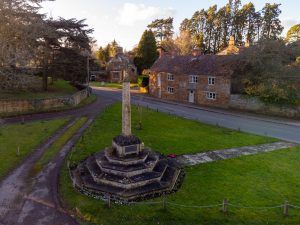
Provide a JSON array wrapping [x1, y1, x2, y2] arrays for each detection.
[[229, 94, 300, 118], [0, 89, 90, 114]]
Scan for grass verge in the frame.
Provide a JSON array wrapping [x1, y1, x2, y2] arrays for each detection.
[[90, 82, 138, 89], [0, 118, 68, 179], [60, 147, 300, 225], [31, 117, 88, 175], [69, 103, 276, 164]]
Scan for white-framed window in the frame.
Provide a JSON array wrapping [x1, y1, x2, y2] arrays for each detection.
[[208, 77, 216, 85], [206, 92, 216, 100], [167, 86, 174, 94], [167, 73, 174, 81], [189, 75, 199, 83]]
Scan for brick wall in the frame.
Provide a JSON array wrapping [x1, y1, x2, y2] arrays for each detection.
[[0, 89, 89, 114]]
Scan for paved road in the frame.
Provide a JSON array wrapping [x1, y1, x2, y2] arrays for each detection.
[[93, 87, 300, 144]]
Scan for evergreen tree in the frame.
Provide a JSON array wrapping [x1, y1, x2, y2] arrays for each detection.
[[147, 17, 174, 42], [179, 18, 190, 33], [204, 5, 217, 53], [0, 0, 46, 67], [243, 3, 257, 43], [261, 3, 283, 40], [134, 30, 158, 74]]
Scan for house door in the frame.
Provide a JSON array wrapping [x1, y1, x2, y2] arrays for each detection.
[[157, 74, 161, 98], [189, 90, 195, 103]]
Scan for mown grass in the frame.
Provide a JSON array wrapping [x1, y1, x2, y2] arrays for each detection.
[[0, 118, 68, 179], [69, 103, 276, 164], [59, 104, 299, 224], [90, 82, 139, 89], [0, 79, 77, 100], [60, 147, 300, 225], [31, 117, 88, 175]]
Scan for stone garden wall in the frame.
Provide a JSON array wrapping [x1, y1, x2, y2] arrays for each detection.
[[0, 88, 90, 114], [229, 94, 300, 118]]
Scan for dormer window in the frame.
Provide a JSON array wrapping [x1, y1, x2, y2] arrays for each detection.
[[189, 75, 199, 83], [208, 77, 215, 85], [167, 73, 174, 81]]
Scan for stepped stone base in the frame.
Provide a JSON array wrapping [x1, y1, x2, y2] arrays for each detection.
[[70, 137, 184, 203]]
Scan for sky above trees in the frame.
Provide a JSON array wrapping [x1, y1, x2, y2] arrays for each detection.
[[41, 0, 300, 50]]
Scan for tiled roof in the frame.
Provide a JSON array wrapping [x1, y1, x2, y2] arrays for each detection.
[[150, 54, 236, 77]]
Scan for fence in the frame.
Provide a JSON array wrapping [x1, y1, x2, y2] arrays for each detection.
[[103, 196, 300, 217]]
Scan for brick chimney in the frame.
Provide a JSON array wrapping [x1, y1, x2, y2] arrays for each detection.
[[157, 47, 166, 58], [192, 47, 202, 57], [116, 47, 123, 56], [229, 36, 235, 47], [244, 38, 250, 48]]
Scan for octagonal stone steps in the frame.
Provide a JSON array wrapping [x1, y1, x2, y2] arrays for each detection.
[[95, 150, 159, 177], [73, 163, 181, 200], [71, 148, 183, 202]]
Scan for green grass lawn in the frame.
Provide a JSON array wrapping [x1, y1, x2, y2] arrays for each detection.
[[0, 79, 77, 100], [60, 147, 300, 225], [31, 117, 88, 175], [69, 103, 276, 164], [0, 118, 68, 179], [90, 82, 138, 89], [59, 104, 299, 224]]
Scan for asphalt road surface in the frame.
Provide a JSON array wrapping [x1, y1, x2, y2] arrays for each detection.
[[94, 87, 300, 144]]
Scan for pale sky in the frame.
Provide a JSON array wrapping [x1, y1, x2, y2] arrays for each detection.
[[40, 0, 300, 50]]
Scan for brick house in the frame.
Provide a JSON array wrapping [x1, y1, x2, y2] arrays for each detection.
[[218, 36, 250, 55], [106, 47, 137, 83], [149, 51, 235, 108]]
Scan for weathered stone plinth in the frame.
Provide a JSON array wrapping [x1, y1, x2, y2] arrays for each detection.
[[112, 135, 143, 157], [70, 136, 184, 203]]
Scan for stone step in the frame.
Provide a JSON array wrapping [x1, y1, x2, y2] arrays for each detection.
[[85, 156, 170, 189], [104, 149, 150, 166], [71, 149, 184, 202], [96, 153, 159, 177]]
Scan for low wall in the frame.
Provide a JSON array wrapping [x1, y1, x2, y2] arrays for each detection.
[[0, 88, 90, 114], [229, 94, 300, 118]]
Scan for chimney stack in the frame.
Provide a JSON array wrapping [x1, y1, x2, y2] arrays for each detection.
[[157, 47, 166, 58], [229, 36, 235, 47], [244, 38, 250, 48], [116, 47, 123, 55]]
